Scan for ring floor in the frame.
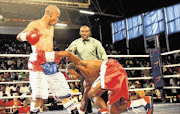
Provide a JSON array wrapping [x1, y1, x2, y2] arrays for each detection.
[[41, 103, 180, 114]]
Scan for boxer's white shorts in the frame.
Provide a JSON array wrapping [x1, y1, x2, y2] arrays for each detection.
[[29, 71, 71, 99]]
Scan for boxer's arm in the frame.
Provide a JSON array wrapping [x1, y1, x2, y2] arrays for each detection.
[[65, 41, 77, 53], [57, 51, 81, 64], [78, 61, 88, 66], [16, 22, 37, 42]]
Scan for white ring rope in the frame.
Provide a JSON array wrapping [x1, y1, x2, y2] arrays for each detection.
[[0, 54, 30, 57], [5, 103, 64, 109], [127, 74, 180, 80], [1, 86, 180, 99], [164, 86, 180, 89], [0, 54, 150, 58], [128, 77, 152, 80], [0, 67, 152, 72], [163, 63, 180, 68], [161, 49, 180, 56], [0, 69, 66, 72], [0, 80, 80, 84], [124, 67, 152, 70], [108, 55, 150, 58], [129, 86, 180, 92], [0, 92, 82, 99], [0, 49, 179, 58], [163, 74, 180, 78], [1, 62, 179, 73], [1, 74, 179, 85], [129, 88, 154, 91]]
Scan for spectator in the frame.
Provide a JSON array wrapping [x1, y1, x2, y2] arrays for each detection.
[[16, 86, 23, 96], [12, 93, 22, 114], [20, 84, 29, 94], [164, 68, 173, 86], [70, 82, 80, 100], [19, 72, 28, 81], [0, 105, 6, 114], [0, 100, 4, 106], [143, 80, 152, 96], [177, 77, 180, 102], [0, 85, 11, 97], [10, 84, 17, 94], [141, 63, 151, 77], [3, 94, 14, 113], [135, 81, 146, 98], [129, 85, 141, 100], [19, 100, 30, 114], [170, 78, 178, 102], [5, 84, 11, 95]]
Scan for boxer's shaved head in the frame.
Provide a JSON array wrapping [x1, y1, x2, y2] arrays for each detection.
[[45, 5, 60, 17]]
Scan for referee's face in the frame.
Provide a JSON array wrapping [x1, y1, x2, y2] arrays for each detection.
[[79, 26, 91, 40]]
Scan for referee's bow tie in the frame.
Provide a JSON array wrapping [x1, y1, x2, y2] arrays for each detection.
[[83, 39, 90, 41]]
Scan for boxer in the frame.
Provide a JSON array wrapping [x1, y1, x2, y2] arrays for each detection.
[[57, 51, 152, 114], [17, 5, 78, 114]]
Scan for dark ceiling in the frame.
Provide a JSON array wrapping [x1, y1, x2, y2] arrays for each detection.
[[0, 0, 179, 27], [88, 0, 179, 25]]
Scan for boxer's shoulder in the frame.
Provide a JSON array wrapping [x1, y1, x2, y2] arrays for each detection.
[[26, 20, 41, 30]]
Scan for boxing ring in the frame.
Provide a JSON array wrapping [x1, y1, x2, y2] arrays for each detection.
[[0, 49, 180, 113]]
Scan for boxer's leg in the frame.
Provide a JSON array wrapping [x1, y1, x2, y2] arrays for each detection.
[[47, 72, 78, 113], [109, 99, 127, 114], [88, 79, 109, 114], [29, 71, 48, 113]]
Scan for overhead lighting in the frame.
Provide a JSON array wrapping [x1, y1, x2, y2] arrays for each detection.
[[0, 15, 3, 19], [55, 23, 67, 27], [79, 10, 94, 15]]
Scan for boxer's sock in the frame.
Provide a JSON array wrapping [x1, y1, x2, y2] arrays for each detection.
[[63, 100, 76, 113], [98, 108, 109, 114], [30, 102, 39, 113], [78, 108, 85, 114]]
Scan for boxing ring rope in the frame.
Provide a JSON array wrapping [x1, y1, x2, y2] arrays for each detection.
[[0, 49, 179, 58], [163, 63, 180, 68], [1, 74, 179, 85], [160, 49, 180, 56], [0, 54, 30, 57], [0, 92, 82, 100], [0, 69, 66, 72], [0, 80, 80, 84], [1, 63, 179, 72], [107, 49, 180, 58], [107, 55, 150, 58], [1, 86, 180, 100]]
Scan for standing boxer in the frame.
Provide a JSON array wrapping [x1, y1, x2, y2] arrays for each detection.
[[17, 5, 78, 114]]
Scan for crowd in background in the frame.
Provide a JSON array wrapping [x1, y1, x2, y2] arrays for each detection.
[[0, 36, 180, 113]]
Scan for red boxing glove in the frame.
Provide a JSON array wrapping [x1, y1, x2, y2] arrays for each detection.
[[26, 31, 41, 45], [54, 52, 61, 64], [37, 50, 46, 64]]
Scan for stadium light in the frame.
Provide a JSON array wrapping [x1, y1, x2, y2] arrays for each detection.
[[55, 23, 67, 27], [79, 10, 94, 15]]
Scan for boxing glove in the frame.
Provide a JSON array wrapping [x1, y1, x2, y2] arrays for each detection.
[[26, 31, 41, 45]]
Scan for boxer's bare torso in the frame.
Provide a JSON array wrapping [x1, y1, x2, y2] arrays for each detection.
[[17, 20, 54, 52], [76, 60, 102, 86], [31, 20, 54, 52]]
